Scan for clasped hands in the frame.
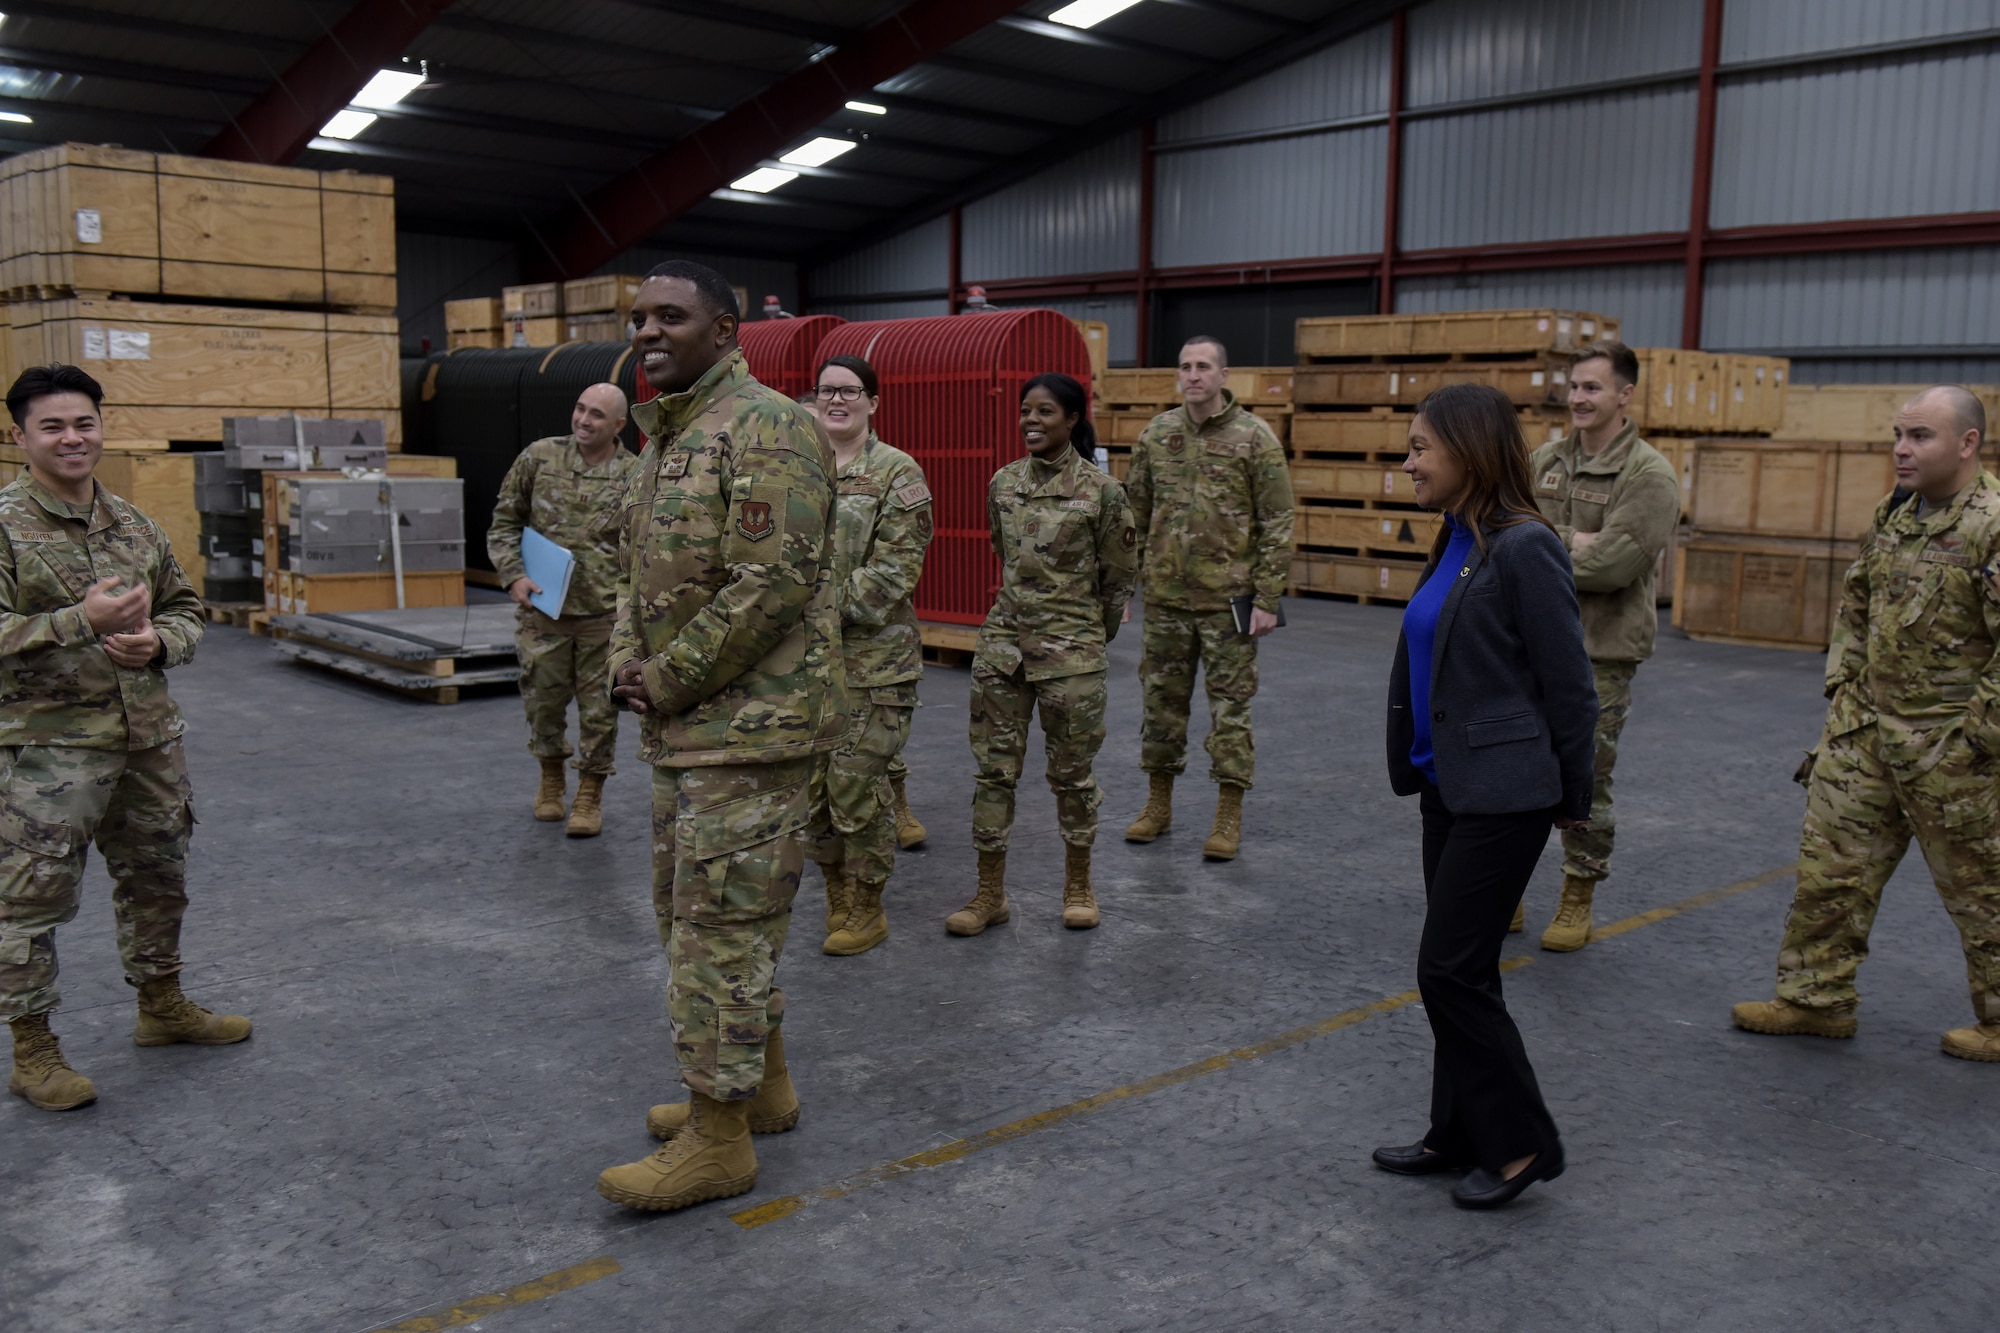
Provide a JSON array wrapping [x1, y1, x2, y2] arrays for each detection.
[[83, 576, 159, 667], [612, 660, 651, 714]]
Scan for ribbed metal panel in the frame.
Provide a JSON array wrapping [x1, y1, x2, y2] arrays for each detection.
[[812, 298, 953, 322], [1156, 22, 1390, 145], [1711, 49, 2000, 227], [1721, 0, 2000, 62], [395, 231, 520, 357], [1395, 263, 1686, 347], [809, 215, 953, 300], [739, 317, 848, 401], [961, 132, 1141, 282], [1406, 0, 1703, 108], [1029, 294, 1140, 368], [1156, 127, 1386, 268], [1702, 248, 2000, 350], [1399, 87, 1696, 249], [1791, 356, 2000, 384]]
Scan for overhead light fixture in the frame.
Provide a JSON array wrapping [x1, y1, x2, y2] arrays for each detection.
[[351, 67, 426, 110], [319, 109, 378, 141], [779, 137, 857, 167], [1049, 0, 1145, 28], [0, 110, 31, 125], [845, 100, 887, 115], [729, 167, 799, 193]]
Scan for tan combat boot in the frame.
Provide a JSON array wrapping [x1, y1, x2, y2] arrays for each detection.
[[9, 1013, 96, 1111], [946, 851, 1010, 936], [599, 1090, 757, 1211], [1202, 783, 1245, 861], [1540, 876, 1596, 952], [534, 758, 567, 821], [1124, 772, 1174, 843], [891, 776, 927, 849], [1062, 843, 1100, 929], [566, 772, 605, 837], [648, 1025, 800, 1138], [1941, 1022, 2000, 1062], [1509, 899, 1525, 933], [1731, 997, 1857, 1039], [819, 861, 854, 934], [825, 878, 889, 956], [134, 976, 252, 1046]]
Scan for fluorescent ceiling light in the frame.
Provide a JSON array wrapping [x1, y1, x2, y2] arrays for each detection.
[[351, 68, 425, 110], [845, 100, 887, 115], [319, 109, 378, 141], [1049, 0, 1145, 28], [729, 167, 798, 193], [0, 110, 30, 124], [779, 137, 856, 167]]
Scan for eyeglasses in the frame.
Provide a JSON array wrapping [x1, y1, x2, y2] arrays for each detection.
[[812, 385, 869, 402]]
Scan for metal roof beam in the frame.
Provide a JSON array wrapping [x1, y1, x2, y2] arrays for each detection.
[[589, 0, 854, 46], [0, 1, 298, 53], [532, 0, 1028, 280], [1155, 0, 1312, 32], [994, 15, 1207, 64], [870, 91, 1073, 132], [203, 0, 458, 165], [921, 52, 1114, 96]]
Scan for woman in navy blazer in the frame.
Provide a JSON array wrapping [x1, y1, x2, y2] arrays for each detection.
[[1375, 383, 1597, 1210]]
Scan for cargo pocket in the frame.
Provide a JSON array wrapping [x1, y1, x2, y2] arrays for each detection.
[[1939, 782, 1998, 833], [1464, 711, 1541, 748], [972, 637, 1023, 681], [0, 800, 75, 912], [678, 779, 811, 925]]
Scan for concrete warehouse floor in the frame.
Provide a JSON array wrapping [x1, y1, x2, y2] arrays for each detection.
[[4, 599, 1994, 1333]]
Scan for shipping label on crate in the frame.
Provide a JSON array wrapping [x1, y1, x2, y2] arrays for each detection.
[[109, 329, 151, 360], [75, 209, 102, 243], [81, 327, 106, 359]]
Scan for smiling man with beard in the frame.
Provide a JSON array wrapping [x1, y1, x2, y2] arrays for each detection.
[[594, 262, 846, 1213]]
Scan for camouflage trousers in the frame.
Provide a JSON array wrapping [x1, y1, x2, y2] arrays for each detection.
[[970, 665, 1106, 852], [0, 741, 194, 1020], [1558, 658, 1638, 883], [1776, 723, 2000, 1023], [516, 607, 619, 774], [1138, 605, 1258, 788], [804, 684, 916, 885], [652, 758, 811, 1101]]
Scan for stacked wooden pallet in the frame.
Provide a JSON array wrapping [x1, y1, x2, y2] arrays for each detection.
[[1094, 366, 1294, 482], [268, 603, 520, 705], [1628, 350, 1790, 437], [1286, 310, 1608, 604], [1776, 383, 2000, 443]]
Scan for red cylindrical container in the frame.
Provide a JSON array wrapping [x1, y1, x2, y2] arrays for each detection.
[[629, 315, 845, 407], [816, 309, 1093, 626]]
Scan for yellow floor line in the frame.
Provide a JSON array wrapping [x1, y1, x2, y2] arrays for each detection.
[[731, 861, 1798, 1231], [366, 1255, 622, 1333]]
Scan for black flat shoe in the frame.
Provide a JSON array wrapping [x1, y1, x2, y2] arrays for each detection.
[[1450, 1146, 1565, 1209], [1372, 1141, 1470, 1175]]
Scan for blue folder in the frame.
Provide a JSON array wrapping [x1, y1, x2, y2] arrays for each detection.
[[520, 527, 576, 620]]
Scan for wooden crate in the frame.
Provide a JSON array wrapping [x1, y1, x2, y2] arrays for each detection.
[[1689, 439, 1898, 541], [1632, 351, 1791, 435], [1776, 383, 2000, 443], [0, 146, 394, 307], [1289, 551, 1425, 602], [444, 297, 503, 332], [385, 454, 458, 478], [565, 312, 629, 344], [502, 282, 562, 318], [1292, 455, 1417, 505], [1295, 504, 1439, 555], [1294, 358, 1569, 409], [272, 568, 464, 615], [561, 274, 643, 315], [506, 315, 562, 348], [1072, 320, 1109, 385], [1646, 435, 1699, 520], [1295, 310, 1618, 361], [447, 328, 503, 351], [2, 298, 399, 442], [1673, 534, 1857, 649], [1098, 368, 1179, 404]]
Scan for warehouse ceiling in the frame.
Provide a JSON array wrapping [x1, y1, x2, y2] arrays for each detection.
[[0, 0, 1394, 270]]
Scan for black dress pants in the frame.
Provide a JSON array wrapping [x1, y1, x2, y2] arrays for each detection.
[[1416, 780, 1562, 1171]]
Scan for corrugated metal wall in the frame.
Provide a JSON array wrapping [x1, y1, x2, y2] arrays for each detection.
[[1156, 129, 1386, 267], [1155, 23, 1388, 143], [1027, 295, 1140, 368], [1721, 0, 2000, 62], [1396, 263, 1686, 346], [395, 230, 520, 356], [810, 215, 951, 300], [1704, 247, 2000, 351], [1405, 0, 1702, 105], [1399, 86, 1696, 249], [961, 132, 1141, 282], [812, 297, 953, 323]]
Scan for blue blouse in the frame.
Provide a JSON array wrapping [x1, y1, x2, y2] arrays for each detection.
[[1401, 514, 1478, 785]]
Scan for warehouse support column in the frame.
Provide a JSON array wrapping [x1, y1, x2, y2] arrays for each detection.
[[1378, 8, 1406, 316], [1680, 0, 1726, 348]]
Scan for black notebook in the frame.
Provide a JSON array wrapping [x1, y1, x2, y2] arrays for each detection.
[[1229, 594, 1285, 635]]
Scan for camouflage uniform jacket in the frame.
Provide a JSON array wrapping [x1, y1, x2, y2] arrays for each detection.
[[486, 434, 642, 620], [977, 444, 1139, 682], [0, 473, 203, 749], [1126, 391, 1294, 613], [1531, 420, 1681, 663], [611, 349, 847, 767], [1824, 469, 2000, 768], [833, 434, 931, 688]]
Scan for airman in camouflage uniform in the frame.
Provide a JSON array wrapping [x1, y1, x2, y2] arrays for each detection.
[[1124, 337, 1294, 862], [488, 383, 642, 837], [2, 363, 250, 1114], [1735, 386, 2000, 1062], [594, 265, 845, 1213], [1529, 342, 1681, 949], [802, 432, 931, 957], [950, 375, 1138, 937]]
